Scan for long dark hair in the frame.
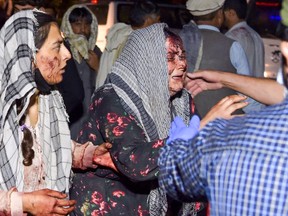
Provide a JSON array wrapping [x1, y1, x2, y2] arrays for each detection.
[[18, 12, 56, 166]]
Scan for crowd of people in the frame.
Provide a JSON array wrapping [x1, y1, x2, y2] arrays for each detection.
[[0, 0, 287, 215]]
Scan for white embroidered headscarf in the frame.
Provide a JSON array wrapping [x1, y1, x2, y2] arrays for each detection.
[[61, 4, 98, 63], [0, 10, 72, 193]]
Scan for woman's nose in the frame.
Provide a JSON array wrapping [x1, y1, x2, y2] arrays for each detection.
[[62, 45, 71, 61]]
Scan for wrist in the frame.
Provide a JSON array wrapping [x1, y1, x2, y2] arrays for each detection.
[[22, 192, 32, 213], [220, 72, 235, 89]]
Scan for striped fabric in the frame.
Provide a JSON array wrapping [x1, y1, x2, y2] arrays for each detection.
[[0, 10, 72, 193], [158, 96, 288, 216]]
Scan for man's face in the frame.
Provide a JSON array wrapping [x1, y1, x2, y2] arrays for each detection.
[[70, 18, 91, 39], [14, 4, 34, 13]]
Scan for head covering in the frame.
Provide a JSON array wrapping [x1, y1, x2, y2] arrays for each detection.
[[105, 23, 191, 214], [186, 0, 225, 16], [0, 10, 72, 193], [61, 4, 98, 64]]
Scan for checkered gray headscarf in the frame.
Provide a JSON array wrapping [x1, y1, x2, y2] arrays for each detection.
[[0, 10, 72, 193], [107, 23, 191, 215]]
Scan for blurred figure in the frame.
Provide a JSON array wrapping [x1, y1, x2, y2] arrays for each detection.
[[183, 0, 250, 118], [158, 1, 288, 215], [0, 0, 12, 29], [61, 5, 102, 140], [222, 0, 266, 113], [41, 0, 58, 18], [223, 0, 265, 78], [13, 0, 42, 13], [96, 0, 160, 89]]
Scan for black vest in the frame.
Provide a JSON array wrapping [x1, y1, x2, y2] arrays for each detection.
[[194, 29, 244, 118]]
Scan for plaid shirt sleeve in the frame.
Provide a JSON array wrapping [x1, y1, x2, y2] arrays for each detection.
[[158, 137, 206, 201]]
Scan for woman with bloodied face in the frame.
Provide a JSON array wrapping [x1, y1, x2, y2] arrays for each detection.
[[0, 10, 112, 215], [69, 23, 248, 215]]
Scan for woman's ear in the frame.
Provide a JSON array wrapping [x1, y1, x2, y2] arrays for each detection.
[[32, 59, 37, 71]]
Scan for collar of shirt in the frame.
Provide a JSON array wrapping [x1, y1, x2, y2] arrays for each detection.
[[198, 25, 220, 32], [228, 21, 248, 32]]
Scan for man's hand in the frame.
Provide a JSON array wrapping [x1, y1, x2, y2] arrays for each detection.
[[200, 95, 248, 128], [185, 70, 224, 97], [22, 189, 76, 215], [87, 50, 99, 72]]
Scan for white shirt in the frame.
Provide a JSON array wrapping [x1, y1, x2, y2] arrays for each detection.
[[225, 21, 265, 78], [198, 25, 250, 76]]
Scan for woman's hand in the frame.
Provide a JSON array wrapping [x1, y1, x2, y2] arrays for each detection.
[[200, 95, 248, 128], [93, 142, 118, 172], [22, 189, 76, 215]]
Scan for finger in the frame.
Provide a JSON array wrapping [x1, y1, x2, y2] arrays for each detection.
[[173, 116, 186, 128], [226, 101, 248, 114], [95, 142, 112, 153], [45, 190, 67, 199], [189, 115, 200, 129], [56, 199, 76, 207], [52, 205, 75, 215], [105, 142, 112, 149], [186, 72, 200, 80], [218, 95, 246, 107]]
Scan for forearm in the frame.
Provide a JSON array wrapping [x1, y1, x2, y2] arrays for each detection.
[[72, 141, 98, 170], [158, 139, 203, 201], [219, 72, 285, 105]]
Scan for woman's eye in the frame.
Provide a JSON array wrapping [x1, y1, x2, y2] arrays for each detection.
[[179, 54, 186, 60], [167, 54, 174, 62]]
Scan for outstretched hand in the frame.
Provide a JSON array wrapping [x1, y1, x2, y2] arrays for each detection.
[[22, 189, 76, 215], [185, 70, 224, 97], [93, 142, 118, 172], [200, 94, 248, 128], [167, 115, 200, 144]]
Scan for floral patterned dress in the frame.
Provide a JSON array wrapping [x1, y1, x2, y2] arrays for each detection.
[[70, 86, 165, 216]]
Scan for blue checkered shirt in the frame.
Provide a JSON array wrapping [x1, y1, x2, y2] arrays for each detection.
[[158, 97, 288, 216]]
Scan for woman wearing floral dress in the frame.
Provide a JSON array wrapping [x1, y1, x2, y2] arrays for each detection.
[[70, 23, 247, 216]]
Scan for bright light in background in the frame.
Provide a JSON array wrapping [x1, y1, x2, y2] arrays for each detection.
[[91, 0, 98, 4], [256, 2, 280, 7]]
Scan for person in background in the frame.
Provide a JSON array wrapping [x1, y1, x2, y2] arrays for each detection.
[[69, 23, 248, 216], [0, 10, 111, 215], [158, 1, 288, 215], [61, 5, 102, 140], [183, 0, 251, 118], [41, 0, 58, 18], [96, 0, 160, 89], [12, 0, 42, 13], [223, 0, 264, 78], [222, 0, 265, 112], [0, 0, 12, 29]]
